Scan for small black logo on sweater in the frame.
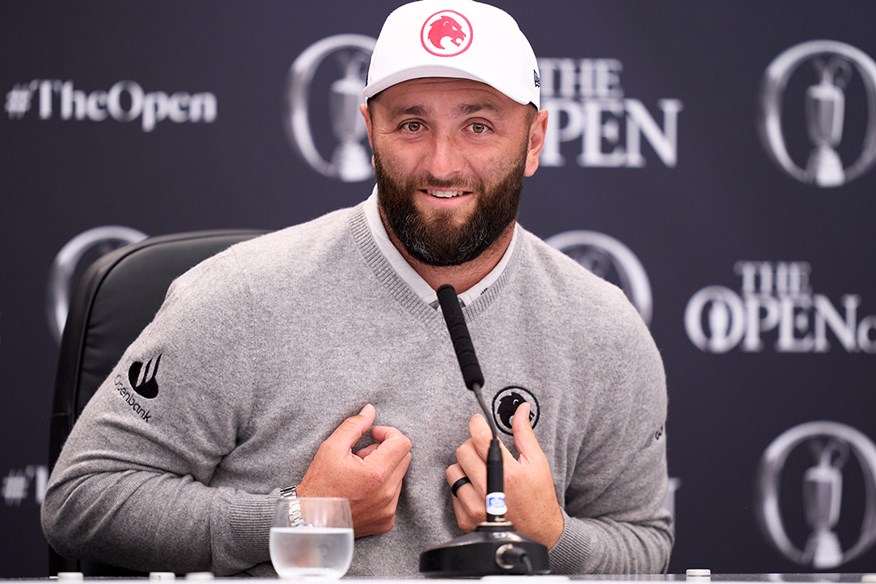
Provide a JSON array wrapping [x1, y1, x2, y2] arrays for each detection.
[[492, 386, 539, 435], [128, 354, 161, 399]]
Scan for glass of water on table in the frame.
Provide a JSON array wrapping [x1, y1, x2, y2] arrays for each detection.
[[270, 497, 353, 579]]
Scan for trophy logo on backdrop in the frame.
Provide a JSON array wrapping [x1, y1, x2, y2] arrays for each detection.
[[544, 230, 653, 325], [755, 421, 876, 568], [46, 226, 147, 343], [286, 35, 376, 183], [759, 40, 876, 188]]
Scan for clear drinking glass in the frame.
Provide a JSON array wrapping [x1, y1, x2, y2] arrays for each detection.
[[269, 497, 354, 579]]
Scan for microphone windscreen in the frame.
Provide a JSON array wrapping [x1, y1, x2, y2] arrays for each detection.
[[437, 284, 485, 390]]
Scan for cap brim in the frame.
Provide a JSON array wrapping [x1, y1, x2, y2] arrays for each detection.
[[364, 65, 533, 106]]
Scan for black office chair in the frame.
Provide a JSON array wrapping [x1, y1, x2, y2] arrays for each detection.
[[48, 229, 267, 576]]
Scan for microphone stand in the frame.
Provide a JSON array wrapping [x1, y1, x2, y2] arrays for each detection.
[[419, 285, 550, 577]]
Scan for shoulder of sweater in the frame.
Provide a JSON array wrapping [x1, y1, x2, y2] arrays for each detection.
[[515, 229, 665, 385], [508, 228, 660, 360], [179, 206, 357, 280], [515, 227, 635, 313], [152, 206, 359, 314], [230, 205, 355, 261]]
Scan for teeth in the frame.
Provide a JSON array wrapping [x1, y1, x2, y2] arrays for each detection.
[[429, 190, 463, 198]]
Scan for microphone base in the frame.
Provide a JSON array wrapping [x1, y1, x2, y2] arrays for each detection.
[[419, 522, 550, 577]]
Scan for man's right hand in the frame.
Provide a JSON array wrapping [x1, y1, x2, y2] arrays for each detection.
[[296, 404, 412, 538]]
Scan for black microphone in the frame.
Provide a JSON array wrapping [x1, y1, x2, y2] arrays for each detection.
[[436, 284, 483, 391], [436, 284, 504, 523], [419, 285, 549, 578]]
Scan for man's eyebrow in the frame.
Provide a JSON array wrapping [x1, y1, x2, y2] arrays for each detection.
[[386, 102, 502, 118], [390, 105, 429, 117], [455, 102, 501, 116]]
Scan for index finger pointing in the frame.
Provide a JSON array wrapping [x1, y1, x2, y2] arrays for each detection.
[[512, 403, 544, 460]]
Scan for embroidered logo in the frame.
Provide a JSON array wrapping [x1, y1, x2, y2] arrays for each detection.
[[421, 10, 473, 57], [128, 354, 161, 399], [491, 386, 539, 435]]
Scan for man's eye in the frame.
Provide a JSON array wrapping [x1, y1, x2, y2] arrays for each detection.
[[402, 121, 422, 132], [470, 123, 488, 134]]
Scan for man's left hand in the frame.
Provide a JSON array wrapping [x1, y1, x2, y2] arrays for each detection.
[[446, 403, 564, 548]]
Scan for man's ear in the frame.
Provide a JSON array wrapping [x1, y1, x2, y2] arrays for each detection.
[[360, 102, 376, 167], [524, 108, 549, 177]]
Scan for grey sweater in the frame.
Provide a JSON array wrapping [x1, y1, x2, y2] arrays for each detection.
[[42, 203, 672, 576]]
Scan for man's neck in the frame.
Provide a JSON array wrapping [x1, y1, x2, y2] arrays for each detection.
[[386, 224, 515, 294]]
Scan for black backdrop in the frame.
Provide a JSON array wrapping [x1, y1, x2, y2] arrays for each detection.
[[2, 0, 876, 576]]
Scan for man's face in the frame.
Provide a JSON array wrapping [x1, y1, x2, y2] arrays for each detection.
[[362, 78, 547, 266]]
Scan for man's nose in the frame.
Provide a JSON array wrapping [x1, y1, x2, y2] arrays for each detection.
[[423, 133, 465, 179]]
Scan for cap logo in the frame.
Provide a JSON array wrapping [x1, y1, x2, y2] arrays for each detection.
[[420, 10, 473, 57]]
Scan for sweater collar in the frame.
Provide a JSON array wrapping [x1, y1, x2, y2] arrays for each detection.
[[362, 186, 518, 307]]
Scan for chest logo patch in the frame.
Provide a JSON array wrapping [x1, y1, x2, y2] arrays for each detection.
[[491, 386, 539, 435]]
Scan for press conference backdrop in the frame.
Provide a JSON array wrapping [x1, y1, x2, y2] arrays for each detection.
[[2, 0, 876, 576]]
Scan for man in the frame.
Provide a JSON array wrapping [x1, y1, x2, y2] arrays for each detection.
[[42, 0, 672, 576]]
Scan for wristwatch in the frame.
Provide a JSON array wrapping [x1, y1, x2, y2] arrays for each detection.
[[279, 484, 304, 527]]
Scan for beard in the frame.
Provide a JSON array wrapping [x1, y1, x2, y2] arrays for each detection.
[[374, 147, 527, 267]]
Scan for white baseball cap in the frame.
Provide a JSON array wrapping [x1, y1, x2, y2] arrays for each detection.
[[364, 0, 541, 108]]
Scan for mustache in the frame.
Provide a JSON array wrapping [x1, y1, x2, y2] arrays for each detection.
[[414, 174, 476, 191]]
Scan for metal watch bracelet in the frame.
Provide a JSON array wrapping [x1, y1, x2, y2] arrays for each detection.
[[279, 484, 304, 527]]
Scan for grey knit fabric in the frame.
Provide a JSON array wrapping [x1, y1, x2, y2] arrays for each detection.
[[43, 202, 672, 576]]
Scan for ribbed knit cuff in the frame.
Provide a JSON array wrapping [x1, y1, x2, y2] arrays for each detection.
[[548, 510, 594, 575], [229, 492, 278, 565]]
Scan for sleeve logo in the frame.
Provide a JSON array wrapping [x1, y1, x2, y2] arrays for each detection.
[[128, 354, 162, 399]]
